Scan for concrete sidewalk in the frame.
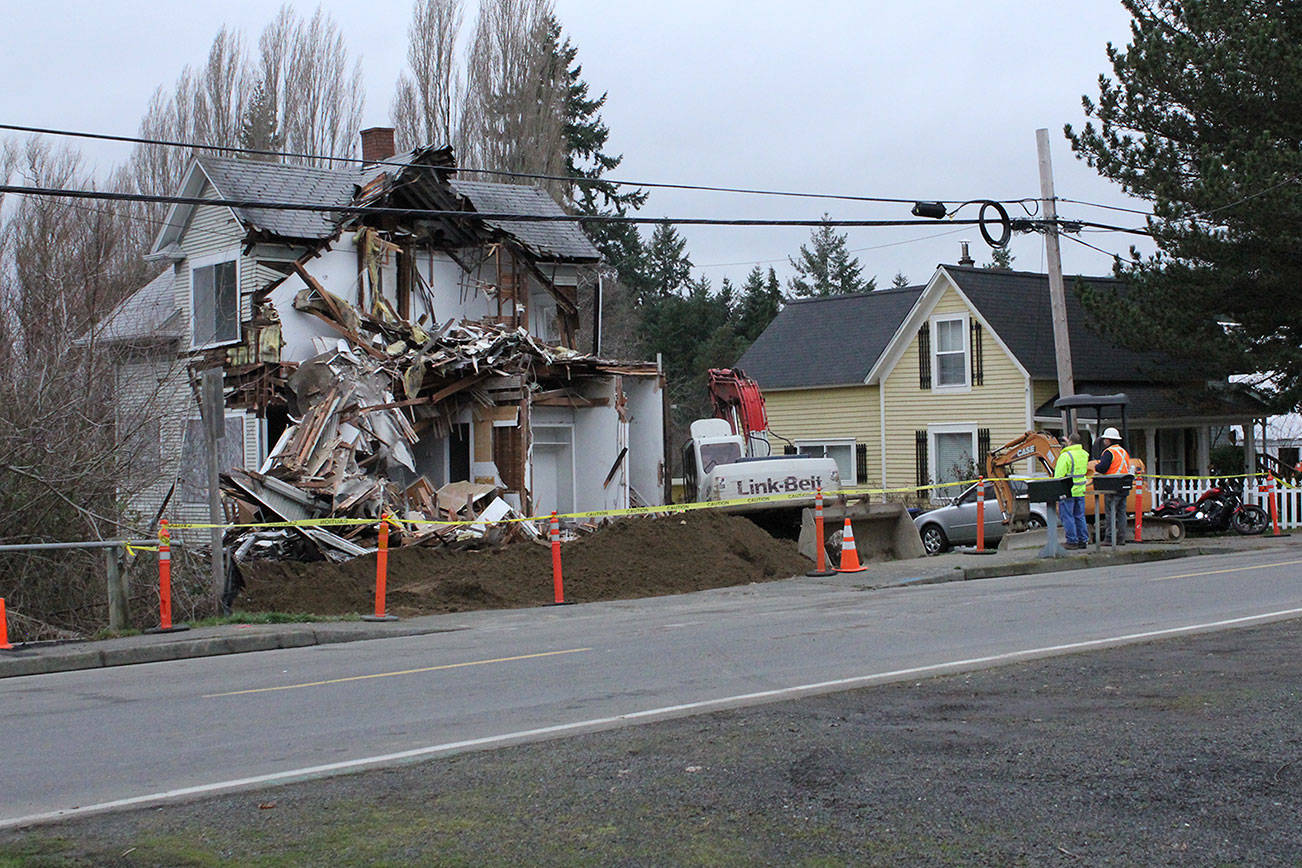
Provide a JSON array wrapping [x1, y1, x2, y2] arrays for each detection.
[[2, 533, 1294, 680]]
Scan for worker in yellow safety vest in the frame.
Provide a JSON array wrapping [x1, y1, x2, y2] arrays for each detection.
[[1093, 427, 1132, 546], [1053, 432, 1090, 549]]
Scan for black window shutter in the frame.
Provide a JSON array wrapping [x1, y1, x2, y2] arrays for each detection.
[[970, 321, 984, 385], [915, 430, 928, 490], [855, 443, 868, 485], [918, 324, 931, 389], [977, 428, 991, 473]]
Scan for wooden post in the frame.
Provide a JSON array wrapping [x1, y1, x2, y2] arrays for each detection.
[[200, 367, 227, 613], [105, 545, 128, 631], [1037, 129, 1076, 434]]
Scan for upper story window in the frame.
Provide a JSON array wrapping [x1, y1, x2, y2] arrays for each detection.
[[932, 314, 968, 390], [190, 253, 239, 349]]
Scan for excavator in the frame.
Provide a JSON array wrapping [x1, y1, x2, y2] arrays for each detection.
[[985, 430, 1184, 541], [682, 368, 924, 560]]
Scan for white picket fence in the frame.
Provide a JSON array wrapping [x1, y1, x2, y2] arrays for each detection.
[[1147, 475, 1302, 530]]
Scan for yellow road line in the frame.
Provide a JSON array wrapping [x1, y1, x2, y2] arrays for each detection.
[[204, 648, 593, 698], [1150, 558, 1302, 582]]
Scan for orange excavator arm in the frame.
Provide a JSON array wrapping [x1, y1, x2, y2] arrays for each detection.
[[707, 368, 769, 458], [984, 431, 1063, 523]]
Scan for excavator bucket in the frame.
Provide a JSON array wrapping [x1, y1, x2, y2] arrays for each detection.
[[798, 501, 925, 564]]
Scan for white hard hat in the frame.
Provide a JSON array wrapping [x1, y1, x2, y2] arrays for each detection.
[[1101, 427, 1122, 440]]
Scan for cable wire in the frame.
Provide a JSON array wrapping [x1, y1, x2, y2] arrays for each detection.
[[0, 182, 1008, 229], [0, 122, 1036, 208]]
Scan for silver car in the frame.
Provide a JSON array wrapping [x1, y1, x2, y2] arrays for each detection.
[[913, 480, 1047, 555]]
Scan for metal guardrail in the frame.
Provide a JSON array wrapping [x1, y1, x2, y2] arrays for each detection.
[[0, 539, 154, 630]]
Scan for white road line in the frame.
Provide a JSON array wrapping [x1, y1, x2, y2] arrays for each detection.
[[6, 605, 1302, 830]]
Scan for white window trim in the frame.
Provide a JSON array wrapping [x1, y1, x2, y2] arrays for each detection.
[[795, 437, 857, 486], [927, 422, 978, 501], [930, 313, 970, 393], [189, 249, 242, 351]]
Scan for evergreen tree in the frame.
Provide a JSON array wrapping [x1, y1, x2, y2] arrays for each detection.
[[981, 247, 1014, 271], [788, 215, 874, 297], [1066, 0, 1302, 408], [643, 223, 692, 301], [891, 271, 911, 288], [239, 77, 282, 159], [735, 265, 783, 343]]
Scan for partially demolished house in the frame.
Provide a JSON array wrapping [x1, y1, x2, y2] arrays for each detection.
[[100, 128, 666, 553]]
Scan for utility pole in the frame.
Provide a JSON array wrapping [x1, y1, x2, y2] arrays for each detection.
[[1037, 128, 1076, 434], [199, 367, 227, 613]]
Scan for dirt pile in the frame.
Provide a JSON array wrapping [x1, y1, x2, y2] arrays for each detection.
[[238, 511, 810, 616]]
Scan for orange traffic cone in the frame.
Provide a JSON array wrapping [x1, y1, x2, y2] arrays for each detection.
[[835, 516, 867, 573], [0, 598, 13, 650]]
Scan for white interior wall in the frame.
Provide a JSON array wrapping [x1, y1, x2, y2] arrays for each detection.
[[625, 376, 666, 507]]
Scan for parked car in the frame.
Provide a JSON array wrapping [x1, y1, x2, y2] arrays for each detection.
[[913, 479, 1047, 555]]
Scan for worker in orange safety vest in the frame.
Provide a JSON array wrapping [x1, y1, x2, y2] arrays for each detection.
[[1093, 427, 1132, 546]]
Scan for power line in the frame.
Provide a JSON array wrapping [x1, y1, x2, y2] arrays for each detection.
[[695, 226, 971, 269], [0, 122, 1035, 208], [0, 182, 1009, 229], [1056, 197, 1153, 217], [1062, 233, 1126, 259]]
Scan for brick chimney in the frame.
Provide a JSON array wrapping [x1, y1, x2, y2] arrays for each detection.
[[360, 127, 395, 164]]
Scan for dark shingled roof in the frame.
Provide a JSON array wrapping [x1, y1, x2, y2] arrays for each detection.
[[196, 156, 356, 241], [450, 179, 599, 261], [191, 155, 598, 260], [943, 265, 1187, 381], [96, 269, 183, 342], [735, 286, 923, 389]]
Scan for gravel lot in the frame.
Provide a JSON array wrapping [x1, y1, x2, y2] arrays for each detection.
[[4, 618, 1300, 866]]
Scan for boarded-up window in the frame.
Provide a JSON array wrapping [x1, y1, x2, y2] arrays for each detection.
[[191, 259, 239, 348], [180, 416, 245, 504]]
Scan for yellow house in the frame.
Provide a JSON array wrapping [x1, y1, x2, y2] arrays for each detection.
[[736, 264, 1267, 500]]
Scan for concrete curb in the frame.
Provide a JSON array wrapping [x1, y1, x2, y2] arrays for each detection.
[[0, 623, 463, 680]]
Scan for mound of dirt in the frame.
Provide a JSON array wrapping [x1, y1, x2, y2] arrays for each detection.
[[237, 511, 811, 617]]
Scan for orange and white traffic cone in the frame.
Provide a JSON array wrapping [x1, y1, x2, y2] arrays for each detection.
[[835, 516, 867, 574]]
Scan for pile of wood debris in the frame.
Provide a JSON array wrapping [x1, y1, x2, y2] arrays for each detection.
[[218, 278, 624, 564]]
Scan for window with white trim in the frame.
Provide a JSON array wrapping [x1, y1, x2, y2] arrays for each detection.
[[796, 439, 856, 485], [190, 254, 240, 348], [932, 315, 968, 389], [929, 424, 977, 500]]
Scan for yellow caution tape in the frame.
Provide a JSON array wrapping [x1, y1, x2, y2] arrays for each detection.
[[162, 471, 1270, 535]]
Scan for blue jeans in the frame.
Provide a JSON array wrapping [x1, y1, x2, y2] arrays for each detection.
[[1058, 496, 1086, 544]]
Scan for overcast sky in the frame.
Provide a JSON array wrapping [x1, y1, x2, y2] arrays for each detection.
[[1, 0, 1154, 288]]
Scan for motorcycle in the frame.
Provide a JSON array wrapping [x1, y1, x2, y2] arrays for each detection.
[[1153, 480, 1269, 535]]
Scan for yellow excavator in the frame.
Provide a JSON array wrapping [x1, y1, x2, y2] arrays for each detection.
[[985, 430, 1183, 541]]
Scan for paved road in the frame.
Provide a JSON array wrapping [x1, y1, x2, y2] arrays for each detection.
[[2, 547, 1300, 827]]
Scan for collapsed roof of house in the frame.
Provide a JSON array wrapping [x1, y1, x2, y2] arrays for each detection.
[[160, 146, 660, 561]]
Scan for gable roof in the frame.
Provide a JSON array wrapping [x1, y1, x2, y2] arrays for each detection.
[[735, 286, 923, 389], [739, 265, 1195, 391], [942, 265, 1185, 381], [152, 152, 600, 261], [195, 156, 357, 241]]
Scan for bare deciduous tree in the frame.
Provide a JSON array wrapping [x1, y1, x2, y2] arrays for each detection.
[[260, 4, 365, 166], [459, 0, 566, 194], [392, 0, 464, 153], [0, 139, 180, 638]]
